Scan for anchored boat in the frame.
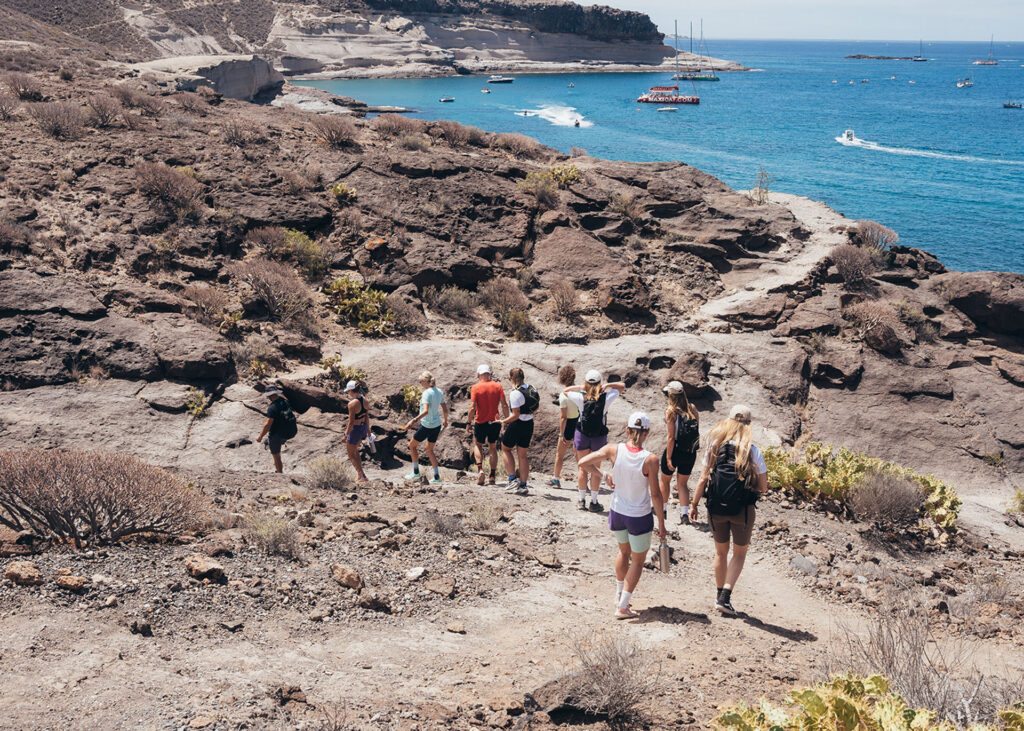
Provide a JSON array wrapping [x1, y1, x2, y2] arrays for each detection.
[[672, 20, 720, 82], [644, 21, 699, 104], [487, 75, 514, 84], [973, 36, 998, 65], [1004, 101, 1023, 109]]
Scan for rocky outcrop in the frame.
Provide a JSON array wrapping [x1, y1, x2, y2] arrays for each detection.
[[935, 272, 1024, 336], [133, 55, 284, 101]]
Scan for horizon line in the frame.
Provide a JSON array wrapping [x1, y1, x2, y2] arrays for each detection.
[[658, 35, 1024, 43]]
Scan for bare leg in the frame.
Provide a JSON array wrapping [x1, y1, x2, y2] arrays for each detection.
[[625, 550, 648, 592], [409, 439, 420, 470], [553, 437, 569, 479], [517, 445, 529, 483], [724, 543, 749, 589], [677, 474, 691, 507], [502, 444, 515, 477], [272, 453, 283, 474], [615, 541, 631, 581], [472, 438, 483, 468], [714, 540, 730, 589], [425, 441, 438, 471], [576, 448, 591, 492], [347, 442, 366, 480], [659, 472, 671, 507], [488, 442, 499, 475]]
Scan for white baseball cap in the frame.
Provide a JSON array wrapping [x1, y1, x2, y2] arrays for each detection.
[[477, 364, 492, 375], [729, 404, 753, 423], [627, 411, 650, 430], [584, 369, 602, 384], [263, 386, 283, 398], [344, 380, 360, 393], [663, 380, 684, 394]]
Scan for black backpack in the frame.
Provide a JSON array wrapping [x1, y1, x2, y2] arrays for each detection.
[[278, 401, 298, 439], [517, 384, 540, 415], [676, 414, 700, 453], [705, 442, 757, 516], [578, 393, 608, 437]]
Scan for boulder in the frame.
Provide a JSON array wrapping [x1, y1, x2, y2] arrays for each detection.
[[730, 340, 809, 405], [184, 554, 225, 582], [600, 275, 652, 317], [532, 228, 625, 290], [0, 270, 105, 319], [279, 379, 347, 414], [356, 589, 391, 612], [136, 381, 193, 413], [55, 574, 89, 592], [330, 563, 363, 590], [664, 352, 711, 398], [5, 561, 44, 586], [721, 293, 790, 330], [810, 347, 863, 389], [140, 313, 234, 380], [936, 272, 1024, 336], [423, 575, 456, 598], [863, 323, 902, 356]]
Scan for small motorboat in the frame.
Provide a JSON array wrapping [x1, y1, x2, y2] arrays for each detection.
[[836, 129, 857, 144], [849, 80, 855, 85], [657, 106, 678, 112], [1004, 100, 1023, 109], [909, 79, 916, 84], [568, 82, 575, 88], [831, 79, 837, 83], [956, 77, 974, 88], [480, 88, 491, 94], [487, 75, 514, 84], [890, 75, 897, 80], [860, 78, 870, 83], [439, 96, 455, 103]]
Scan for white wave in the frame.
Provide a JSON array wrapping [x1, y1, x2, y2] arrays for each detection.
[[518, 105, 594, 128], [835, 133, 1024, 166]]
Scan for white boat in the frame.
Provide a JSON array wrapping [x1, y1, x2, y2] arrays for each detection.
[[487, 75, 514, 84], [480, 88, 491, 94], [568, 82, 575, 88], [836, 129, 857, 145], [439, 96, 455, 103], [973, 36, 998, 65], [657, 106, 678, 112]]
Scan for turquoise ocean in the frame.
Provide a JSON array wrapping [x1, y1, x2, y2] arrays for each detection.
[[296, 40, 1024, 273]]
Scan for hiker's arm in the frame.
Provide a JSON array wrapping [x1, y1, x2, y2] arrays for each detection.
[[441, 401, 450, 428], [647, 454, 666, 538], [664, 415, 676, 468], [257, 417, 273, 442], [500, 395, 510, 419], [690, 452, 713, 521], [405, 403, 428, 431], [578, 444, 615, 480], [559, 406, 567, 435], [604, 382, 626, 393], [502, 406, 520, 426], [466, 400, 476, 431], [755, 471, 768, 495], [562, 385, 582, 395]]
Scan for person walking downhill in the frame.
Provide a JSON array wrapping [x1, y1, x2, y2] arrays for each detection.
[[256, 386, 297, 474], [578, 412, 665, 619], [467, 364, 509, 486], [660, 380, 701, 525], [564, 370, 626, 512], [501, 367, 539, 496], [549, 365, 578, 489], [689, 405, 769, 616], [344, 380, 371, 483], [404, 371, 449, 485]]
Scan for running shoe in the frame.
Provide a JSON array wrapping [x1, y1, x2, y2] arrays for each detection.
[[549, 477, 562, 488], [487, 473, 497, 486], [515, 483, 529, 496], [588, 500, 603, 513], [679, 511, 690, 526], [429, 476, 442, 485], [715, 597, 737, 616], [578, 498, 588, 511], [476, 469, 486, 486], [504, 477, 520, 492], [404, 471, 421, 481]]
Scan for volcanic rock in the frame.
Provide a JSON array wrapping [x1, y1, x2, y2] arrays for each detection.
[[184, 554, 225, 582], [5, 561, 44, 586]]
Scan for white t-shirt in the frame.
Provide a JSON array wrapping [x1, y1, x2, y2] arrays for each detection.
[[701, 440, 768, 474], [567, 389, 619, 427], [610, 444, 653, 518], [508, 387, 533, 421]]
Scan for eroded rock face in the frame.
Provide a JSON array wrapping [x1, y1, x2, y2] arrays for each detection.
[[936, 272, 1024, 336]]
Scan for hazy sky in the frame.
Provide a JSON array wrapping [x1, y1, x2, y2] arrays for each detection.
[[599, 0, 1023, 42]]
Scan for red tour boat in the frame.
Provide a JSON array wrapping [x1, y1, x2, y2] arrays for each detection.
[[637, 85, 699, 104]]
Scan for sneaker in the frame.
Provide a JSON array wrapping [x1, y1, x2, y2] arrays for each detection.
[[588, 500, 603, 513], [578, 498, 588, 511], [679, 511, 690, 526], [504, 476, 520, 492], [715, 597, 737, 616], [515, 484, 529, 496], [487, 473, 497, 486], [404, 471, 421, 481], [429, 476, 442, 485], [476, 469, 486, 486], [549, 477, 562, 488]]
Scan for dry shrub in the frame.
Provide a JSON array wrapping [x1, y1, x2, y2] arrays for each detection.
[[609, 192, 644, 223], [833, 243, 875, 287], [28, 102, 84, 139], [230, 334, 283, 372], [518, 171, 559, 210], [399, 133, 430, 151], [385, 293, 425, 333], [431, 119, 486, 147], [244, 514, 301, 559], [501, 308, 535, 341], [311, 114, 357, 148], [570, 146, 587, 157], [135, 162, 204, 212], [491, 132, 544, 159], [231, 258, 311, 323], [562, 633, 662, 722], [423, 285, 477, 319], [175, 92, 206, 115], [223, 118, 263, 146], [464, 503, 502, 530], [244, 226, 289, 258], [182, 285, 233, 326], [306, 456, 352, 491], [422, 508, 464, 537], [279, 169, 312, 194], [550, 280, 580, 317], [110, 85, 163, 116], [0, 219, 32, 253], [847, 469, 925, 527], [843, 301, 899, 338], [3, 72, 43, 101], [480, 277, 529, 313], [58, 68, 73, 82], [827, 587, 1024, 727], [895, 301, 939, 343], [371, 113, 425, 138], [86, 94, 121, 128], [856, 219, 899, 252], [0, 93, 19, 120], [0, 449, 207, 547]]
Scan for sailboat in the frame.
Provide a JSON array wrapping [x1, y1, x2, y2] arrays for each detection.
[[673, 20, 720, 81], [639, 20, 699, 104], [912, 39, 927, 62], [973, 36, 998, 65]]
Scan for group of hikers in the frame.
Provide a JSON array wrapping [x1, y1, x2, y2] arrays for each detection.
[[257, 364, 768, 617]]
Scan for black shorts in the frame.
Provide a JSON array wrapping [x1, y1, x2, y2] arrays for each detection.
[[413, 424, 441, 444], [473, 422, 501, 444], [660, 448, 697, 476], [267, 434, 287, 455], [502, 419, 535, 449], [562, 417, 578, 441]]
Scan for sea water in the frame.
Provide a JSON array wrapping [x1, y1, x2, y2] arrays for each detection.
[[296, 40, 1024, 273]]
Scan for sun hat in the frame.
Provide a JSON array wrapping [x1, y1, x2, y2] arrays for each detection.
[[263, 386, 283, 398], [729, 404, 753, 424], [477, 364, 492, 375], [584, 369, 602, 384], [344, 380, 360, 393], [663, 380, 684, 394], [627, 411, 650, 430]]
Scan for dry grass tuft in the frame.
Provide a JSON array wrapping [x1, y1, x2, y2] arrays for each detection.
[[244, 514, 301, 559], [306, 456, 352, 491], [562, 633, 663, 722], [311, 114, 357, 148], [422, 509, 464, 537], [371, 114, 426, 138], [847, 469, 925, 527], [28, 101, 84, 139], [833, 243, 876, 287], [550, 281, 580, 317], [230, 258, 312, 324]]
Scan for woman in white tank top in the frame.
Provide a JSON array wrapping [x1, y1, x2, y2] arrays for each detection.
[[578, 411, 666, 619]]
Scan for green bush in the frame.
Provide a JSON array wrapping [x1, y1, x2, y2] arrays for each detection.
[[517, 171, 559, 209], [401, 384, 423, 413], [284, 229, 330, 280], [550, 164, 582, 189], [324, 276, 395, 336], [714, 674, 1023, 731], [330, 182, 357, 203], [318, 355, 366, 385], [185, 387, 210, 418], [764, 442, 960, 539], [1008, 488, 1024, 515]]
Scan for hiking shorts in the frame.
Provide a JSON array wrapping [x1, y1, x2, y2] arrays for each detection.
[[562, 417, 578, 442], [473, 422, 501, 445], [347, 422, 368, 445], [413, 424, 442, 444], [574, 430, 608, 452], [267, 434, 287, 455], [660, 448, 697, 477], [609, 509, 654, 553], [502, 419, 534, 449], [709, 505, 756, 546]]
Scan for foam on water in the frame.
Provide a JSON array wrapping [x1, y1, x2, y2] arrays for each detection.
[[835, 133, 1024, 166], [521, 105, 594, 128]]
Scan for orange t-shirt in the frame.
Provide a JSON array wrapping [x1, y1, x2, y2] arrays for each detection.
[[470, 380, 504, 423]]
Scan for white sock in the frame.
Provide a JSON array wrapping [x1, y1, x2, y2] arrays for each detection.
[[579, 489, 587, 500], [618, 590, 632, 610], [589, 491, 599, 503], [615, 579, 624, 596]]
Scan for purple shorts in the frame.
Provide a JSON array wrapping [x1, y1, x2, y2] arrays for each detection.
[[573, 430, 608, 452], [347, 422, 368, 445], [608, 509, 654, 535]]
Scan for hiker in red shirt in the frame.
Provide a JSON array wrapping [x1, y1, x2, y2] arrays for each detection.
[[466, 364, 509, 486]]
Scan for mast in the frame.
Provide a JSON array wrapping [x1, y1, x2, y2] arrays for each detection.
[[689, 22, 693, 54], [674, 19, 679, 78]]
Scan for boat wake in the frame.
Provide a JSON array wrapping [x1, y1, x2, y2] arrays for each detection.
[[518, 105, 594, 128], [835, 133, 1024, 166]]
